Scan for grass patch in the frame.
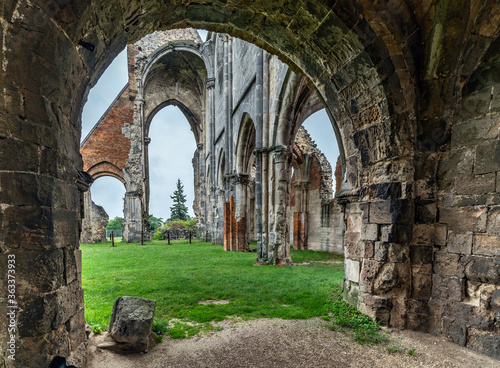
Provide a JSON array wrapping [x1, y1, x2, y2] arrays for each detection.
[[81, 239, 344, 338], [329, 287, 388, 345], [329, 288, 417, 355]]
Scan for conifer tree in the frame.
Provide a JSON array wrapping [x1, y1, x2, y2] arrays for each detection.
[[168, 179, 190, 221]]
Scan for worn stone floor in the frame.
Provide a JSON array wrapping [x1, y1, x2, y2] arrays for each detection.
[[85, 318, 500, 368]]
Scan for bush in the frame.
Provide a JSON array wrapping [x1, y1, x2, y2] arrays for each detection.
[[153, 230, 163, 240]]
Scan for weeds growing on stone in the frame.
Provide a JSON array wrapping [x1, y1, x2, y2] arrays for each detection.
[[328, 289, 417, 356], [329, 287, 389, 345]]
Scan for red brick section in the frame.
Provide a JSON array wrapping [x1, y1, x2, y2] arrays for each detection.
[[309, 157, 322, 190], [236, 216, 247, 252], [80, 45, 138, 182], [334, 155, 342, 196], [223, 196, 248, 252], [293, 212, 308, 250]]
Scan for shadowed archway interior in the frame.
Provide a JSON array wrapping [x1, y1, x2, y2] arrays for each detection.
[[1, 1, 500, 365]]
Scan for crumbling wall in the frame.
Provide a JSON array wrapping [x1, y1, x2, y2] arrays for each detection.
[[290, 127, 343, 254], [81, 192, 109, 243]]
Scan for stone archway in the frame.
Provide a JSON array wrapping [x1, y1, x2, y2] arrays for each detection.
[[2, 1, 500, 365]]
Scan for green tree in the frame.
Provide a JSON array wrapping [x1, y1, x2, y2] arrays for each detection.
[[149, 215, 164, 231], [168, 179, 190, 221], [106, 216, 124, 230]]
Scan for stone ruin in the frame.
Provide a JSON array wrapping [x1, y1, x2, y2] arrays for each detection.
[[1, 1, 500, 365], [290, 126, 343, 253], [80, 192, 109, 244]]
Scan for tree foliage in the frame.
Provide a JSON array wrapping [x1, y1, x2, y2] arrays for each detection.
[[168, 179, 190, 221], [149, 215, 164, 231], [106, 217, 123, 230]]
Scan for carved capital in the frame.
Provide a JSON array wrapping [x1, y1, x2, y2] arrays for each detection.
[[76, 170, 94, 192], [234, 173, 250, 186], [206, 78, 215, 90], [144, 137, 151, 145]]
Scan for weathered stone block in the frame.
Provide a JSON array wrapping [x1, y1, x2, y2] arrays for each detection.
[[344, 232, 362, 260], [75, 249, 82, 274], [487, 206, 500, 232], [380, 224, 409, 243], [473, 234, 500, 256], [434, 223, 448, 246], [108, 296, 156, 349], [439, 206, 487, 232], [387, 243, 409, 263], [479, 284, 498, 310], [65, 308, 86, 351], [412, 272, 432, 300], [359, 294, 392, 325], [443, 317, 467, 346], [360, 223, 378, 240], [465, 256, 500, 283], [454, 173, 496, 195], [415, 200, 437, 223], [412, 224, 434, 245], [369, 199, 409, 224], [415, 179, 436, 200], [438, 148, 474, 189], [451, 114, 499, 149], [363, 241, 374, 258], [346, 212, 362, 233], [490, 289, 500, 311], [374, 241, 389, 262], [431, 274, 463, 302], [467, 328, 500, 360], [16, 249, 65, 295], [475, 140, 500, 175], [344, 258, 360, 283], [373, 262, 409, 294], [447, 231, 473, 254], [434, 251, 464, 277], [360, 259, 382, 293], [410, 245, 433, 264], [407, 299, 430, 331]]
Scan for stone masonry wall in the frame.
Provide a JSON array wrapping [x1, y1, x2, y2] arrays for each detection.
[[3, 2, 500, 365], [80, 191, 109, 244], [290, 127, 344, 254]]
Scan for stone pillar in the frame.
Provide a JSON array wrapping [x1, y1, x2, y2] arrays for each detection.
[[123, 189, 144, 243], [292, 182, 310, 250], [80, 190, 93, 243], [340, 192, 413, 329], [270, 145, 292, 265], [80, 191, 109, 244], [234, 173, 250, 251]]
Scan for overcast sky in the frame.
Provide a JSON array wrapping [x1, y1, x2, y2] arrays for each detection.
[[82, 30, 339, 221]]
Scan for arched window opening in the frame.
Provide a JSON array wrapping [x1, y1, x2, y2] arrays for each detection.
[[290, 108, 344, 254]]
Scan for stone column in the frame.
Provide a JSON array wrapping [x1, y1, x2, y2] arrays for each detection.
[[206, 77, 216, 240], [271, 145, 292, 265], [80, 190, 94, 243], [122, 188, 144, 243], [339, 192, 413, 329], [235, 173, 250, 252], [292, 181, 310, 250]]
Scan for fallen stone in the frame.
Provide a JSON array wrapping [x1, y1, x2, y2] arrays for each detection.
[[101, 296, 156, 353]]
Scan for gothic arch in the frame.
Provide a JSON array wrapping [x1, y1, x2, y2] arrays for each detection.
[[4, 1, 500, 364]]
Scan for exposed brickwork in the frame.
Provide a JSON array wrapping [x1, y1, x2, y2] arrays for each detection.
[[334, 156, 342, 196], [224, 196, 248, 252], [80, 86, 133, 182]]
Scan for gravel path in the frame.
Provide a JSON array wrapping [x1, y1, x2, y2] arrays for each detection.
[[85, 318, 499, 368]]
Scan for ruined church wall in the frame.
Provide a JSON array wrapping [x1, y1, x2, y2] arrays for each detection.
[[427, 68, 500, 357]]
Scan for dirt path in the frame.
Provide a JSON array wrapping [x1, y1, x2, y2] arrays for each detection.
[[85, 318, 499, 368]]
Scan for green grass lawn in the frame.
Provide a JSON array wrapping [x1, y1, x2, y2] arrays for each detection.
[[81, 239, 344, 338]]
